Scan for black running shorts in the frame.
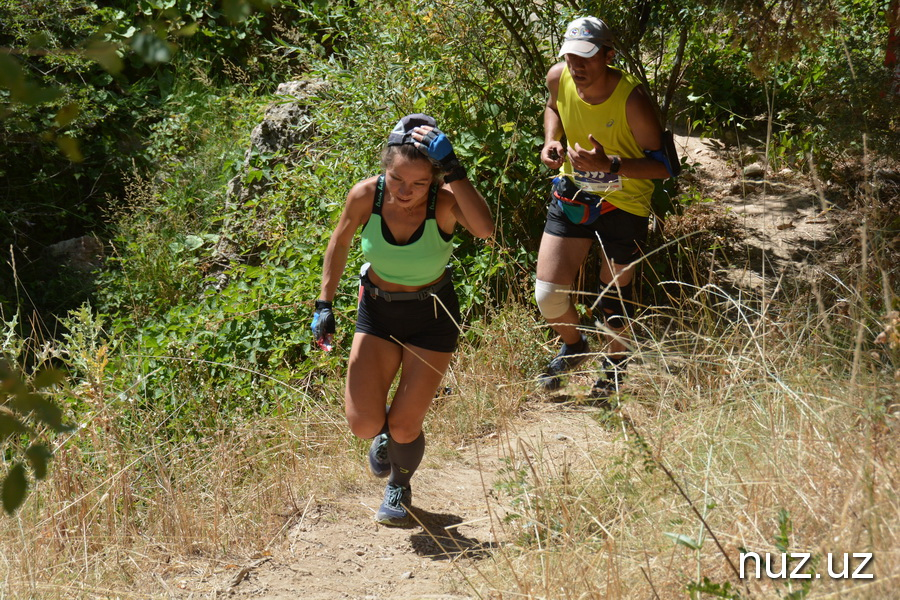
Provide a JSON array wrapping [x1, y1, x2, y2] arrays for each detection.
[[355, 277, 461, 353], [543, 199, 649, 265]]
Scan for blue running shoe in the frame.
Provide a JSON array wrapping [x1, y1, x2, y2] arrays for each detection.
[[375, 483, 412, 527], [368, 433, 390, 478], [538, 335, 590, 391]]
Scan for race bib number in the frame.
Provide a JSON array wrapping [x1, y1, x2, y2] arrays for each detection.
[[573, 161, 622, 193]]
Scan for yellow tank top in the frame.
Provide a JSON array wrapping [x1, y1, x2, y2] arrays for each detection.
[[558, 66, 654, 217]]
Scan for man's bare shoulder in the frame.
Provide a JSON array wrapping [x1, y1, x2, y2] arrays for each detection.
[[625, 85, 663, 149], [625, 84, 659, 119], [547, 61, 567, 83], [626, 81, 653, 104]]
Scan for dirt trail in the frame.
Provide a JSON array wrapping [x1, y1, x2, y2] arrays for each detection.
[[673, 133, 838, 292], [164, 135, 841, 599], [171, 406, 609, 599]]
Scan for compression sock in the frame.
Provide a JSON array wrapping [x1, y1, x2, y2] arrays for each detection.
[[562, 335, 588, 356], [387, 431, 425, 488]]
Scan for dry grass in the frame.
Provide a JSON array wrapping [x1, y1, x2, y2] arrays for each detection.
[[469, 242, 899, 599], [0, 302, 546, 599], [0, 366, 358, 598]]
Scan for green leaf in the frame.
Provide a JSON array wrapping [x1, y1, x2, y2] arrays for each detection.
[[9, 393, 70, 432], [2, 463, 28, 514], [130, 31, 173, 64], [663, 532, 702, 550], [0, 54, 62, 105], [31, 369, 64, 391], [0, 413, 28, 440], [22, 83, 63, 105], [176, 22, 200, 37], [223, 0, 253, 23], [775, 508, 792, 552], [27, 32, 51, 50], [26, 445, 52, 480], [84, 41, 124, 74], [184, 235, 204, 251], [53, 103, 81, 127], [0, 53, 26, 96], [57, 135, 84, 163]]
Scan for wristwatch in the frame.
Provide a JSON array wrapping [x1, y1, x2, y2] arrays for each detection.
[[609, 156, 621, 174]]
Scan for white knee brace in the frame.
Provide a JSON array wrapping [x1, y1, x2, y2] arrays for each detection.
[[535, 279, 572, 319]]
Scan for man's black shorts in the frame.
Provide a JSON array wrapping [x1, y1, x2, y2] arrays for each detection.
[[543, 199, 649, 265], [355, 275, 461, 353]]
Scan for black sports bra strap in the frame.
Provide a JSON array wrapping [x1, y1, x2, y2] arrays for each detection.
[[373, 175, 385, 215], [426, 184, 439, 219]]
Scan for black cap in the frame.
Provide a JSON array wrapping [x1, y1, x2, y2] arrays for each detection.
[[387, 113, 437, 146]]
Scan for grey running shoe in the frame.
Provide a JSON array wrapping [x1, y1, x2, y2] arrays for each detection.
[[589, 377, 617, 404], [368, 433, 390, 478], [589, 356, 627, 403], [375, 483, 412, 527], [538, 335, 590, 391]]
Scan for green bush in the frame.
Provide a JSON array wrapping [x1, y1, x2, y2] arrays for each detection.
[[0, 0, 354, 324]]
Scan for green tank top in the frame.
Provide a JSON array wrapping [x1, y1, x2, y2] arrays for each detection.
[[360, 175, 454, 287], [558, 66, 655, 217]]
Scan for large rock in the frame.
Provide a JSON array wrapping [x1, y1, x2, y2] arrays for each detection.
[[225, 79, 328, 206], [45, 235, 104, 273], [215, 79, 328, 288]]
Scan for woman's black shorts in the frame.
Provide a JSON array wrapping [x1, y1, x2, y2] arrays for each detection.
[[543, 199, 649, 265], [355, 273, 461, 353]]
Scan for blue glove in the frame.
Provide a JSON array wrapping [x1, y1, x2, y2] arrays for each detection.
[[417, 127, 467, 183], [311, 300, 335, 351]]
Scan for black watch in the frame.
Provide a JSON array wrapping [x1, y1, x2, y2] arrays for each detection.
[[609, 156, 621, 174]]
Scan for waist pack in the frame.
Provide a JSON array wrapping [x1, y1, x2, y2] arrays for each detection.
[[552, 176, 618, 225]]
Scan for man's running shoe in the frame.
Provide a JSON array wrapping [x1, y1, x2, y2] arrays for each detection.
[[538, 335, 591, 391], [589, 356, 627, 405], [368, 433, 390, 478], [375, 483, 412, 527], [589, 377, 617, 406]]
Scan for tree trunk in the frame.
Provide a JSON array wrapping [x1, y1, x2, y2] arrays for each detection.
[[661, 25, 689, 125]]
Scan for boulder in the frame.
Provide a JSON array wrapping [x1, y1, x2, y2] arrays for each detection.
[[226, 79, 328, 206], [45, 235, 104, 273]]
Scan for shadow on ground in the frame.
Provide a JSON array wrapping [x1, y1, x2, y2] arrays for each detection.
[[409, 509, 497, 560]]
